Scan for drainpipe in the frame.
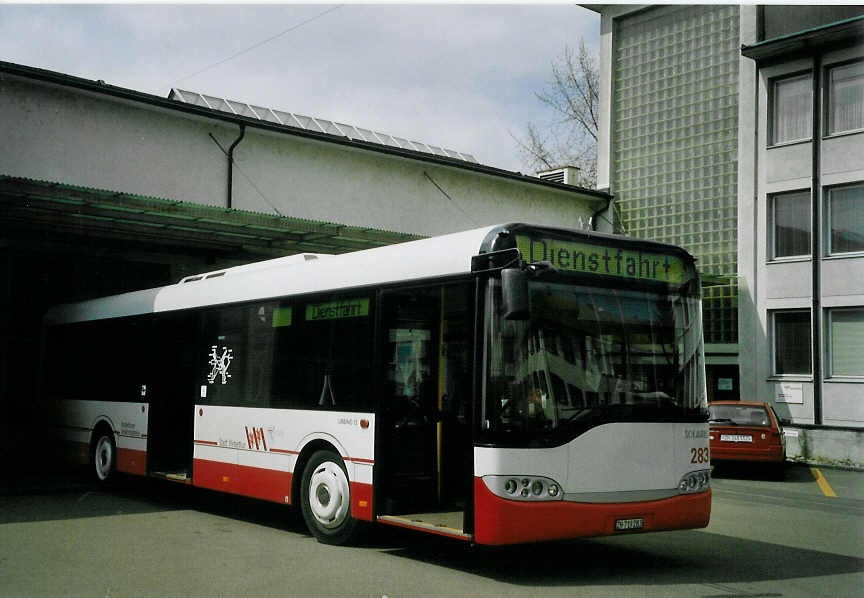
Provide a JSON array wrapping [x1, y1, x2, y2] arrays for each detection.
[[226, 124, 246, 210], [591, 190, 613, 232], [811, 57, 822, 425]]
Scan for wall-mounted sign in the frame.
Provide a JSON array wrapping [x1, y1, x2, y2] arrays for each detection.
[[775, 382, 803, 404], [717, 378, 733, 391]]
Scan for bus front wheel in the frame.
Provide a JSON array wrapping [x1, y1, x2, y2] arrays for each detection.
[[300, 450, 359, 545], [91, 430, 116, 483]]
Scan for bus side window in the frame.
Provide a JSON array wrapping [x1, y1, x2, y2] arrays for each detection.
[[45, 317, 150, 403], [271, 293, 374, 412], [199, 303, 276, 408]]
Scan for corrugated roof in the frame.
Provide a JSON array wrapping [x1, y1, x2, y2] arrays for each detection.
[[0, 175, 423, 256]]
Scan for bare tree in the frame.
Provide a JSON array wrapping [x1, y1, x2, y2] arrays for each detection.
[[516, 40, 599, 188]]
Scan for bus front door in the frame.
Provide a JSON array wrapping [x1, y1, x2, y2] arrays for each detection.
[[379, 283, 473, 517], [146, 311, 197, 480]]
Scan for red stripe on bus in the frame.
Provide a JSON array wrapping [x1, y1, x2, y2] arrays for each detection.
[[194, 444, 370, 468], [472, 477, 711, 545], [269, 448, 300, 455], [193, 458, 293, 504], [116, 448, 147, 476], [191, 459, 374, 521], [350, 481, 373, 521]]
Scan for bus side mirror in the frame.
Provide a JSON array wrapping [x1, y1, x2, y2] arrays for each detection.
[[502, 268, 529, 321]]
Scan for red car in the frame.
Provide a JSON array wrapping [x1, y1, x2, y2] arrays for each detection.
[[708, 401, 786, 469]]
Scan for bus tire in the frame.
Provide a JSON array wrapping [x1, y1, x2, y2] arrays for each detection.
[[90, 428, 116, 483], [300, 449, 358, 545]]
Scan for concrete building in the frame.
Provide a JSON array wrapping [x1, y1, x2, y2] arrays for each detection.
[[592, 5, 864, 466], [0, 60, 609, 472], [738, 7, 864, 467]]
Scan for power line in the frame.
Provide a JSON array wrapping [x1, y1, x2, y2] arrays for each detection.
[[423, 171, 478, 226], [171, 5, 344, 87]]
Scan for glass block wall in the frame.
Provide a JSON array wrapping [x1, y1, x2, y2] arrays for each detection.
[[612, 4, 740, 344]]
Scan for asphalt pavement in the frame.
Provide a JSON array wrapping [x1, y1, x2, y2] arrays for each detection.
[[1, 463, 862, 598]]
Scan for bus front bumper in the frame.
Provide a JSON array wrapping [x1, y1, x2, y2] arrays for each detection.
[[473, 477, 711, 545]]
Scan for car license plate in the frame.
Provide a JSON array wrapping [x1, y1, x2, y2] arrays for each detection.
[[615, 517, 644, 532], [720, 434, 753, 442]]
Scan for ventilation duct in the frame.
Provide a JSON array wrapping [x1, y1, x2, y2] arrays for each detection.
[[536, 166, 581, 186]]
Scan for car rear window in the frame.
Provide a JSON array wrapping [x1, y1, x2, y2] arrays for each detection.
[[709, 405, 771, 426]]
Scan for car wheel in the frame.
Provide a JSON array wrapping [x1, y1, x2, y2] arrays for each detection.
[[300, 450, 359, 545], [91, 430, 116, 483]]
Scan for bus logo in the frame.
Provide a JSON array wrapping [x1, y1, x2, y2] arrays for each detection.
[[207, 345, 233, 385], [245, 426, 267, 451]]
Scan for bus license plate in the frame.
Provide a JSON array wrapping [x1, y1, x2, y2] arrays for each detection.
[[615, 517, 644, 532], [720, 434, 753, 442]]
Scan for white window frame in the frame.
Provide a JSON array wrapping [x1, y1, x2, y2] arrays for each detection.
[[770, 309, 812, 377], [769, 189, 811, 260], [826, 59, 864, 137], [826, 307, 864, 380], [825, 182, 864, 257], [770, 72, 813, 146]]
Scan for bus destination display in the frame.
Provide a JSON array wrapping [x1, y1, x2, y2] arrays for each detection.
[[516, 235, 688, 284]]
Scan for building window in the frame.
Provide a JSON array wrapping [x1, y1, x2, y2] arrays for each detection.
[[827, 183, 864, 255], [827, 61, 864, 135], [771, 73, 812, 145], [828, 308, 864, 378], [770, 190, 810, 259], [772, 310, 812, 376]]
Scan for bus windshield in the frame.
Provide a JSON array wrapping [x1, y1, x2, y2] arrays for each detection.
[[482, 277, 707, 446]]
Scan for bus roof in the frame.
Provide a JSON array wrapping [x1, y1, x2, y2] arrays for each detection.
[[44, 224, 696, 325], [45, 225, 499, 325]]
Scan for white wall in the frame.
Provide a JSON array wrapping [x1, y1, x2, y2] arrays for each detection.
[[737, 5, 760, 406], [0, 74, 599, 238]]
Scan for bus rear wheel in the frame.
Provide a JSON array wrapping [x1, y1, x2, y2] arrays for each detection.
[[300, 450, 359, 545], [91, 430, 116, 483]]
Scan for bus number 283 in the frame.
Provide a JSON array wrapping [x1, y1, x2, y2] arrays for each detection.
[[690, 447, 709, 464]]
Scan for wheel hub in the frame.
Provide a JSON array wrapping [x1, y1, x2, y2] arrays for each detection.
[[308, 461, 350, 529]]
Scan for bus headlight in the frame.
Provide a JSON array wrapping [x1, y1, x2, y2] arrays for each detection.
[[482, 475, 564, 502], [678, 470, 711, 494]]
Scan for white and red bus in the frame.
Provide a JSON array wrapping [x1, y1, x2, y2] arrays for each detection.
[[42, 223, 711, 545]]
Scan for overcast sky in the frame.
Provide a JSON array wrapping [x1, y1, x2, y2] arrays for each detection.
[[0, 4, 599, 172]]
